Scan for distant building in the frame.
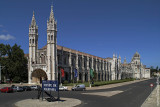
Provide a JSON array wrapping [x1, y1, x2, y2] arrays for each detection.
[[27, 6, 150, 84], [121, 52, 150, 79]]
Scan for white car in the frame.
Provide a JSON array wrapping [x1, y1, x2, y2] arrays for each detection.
[[30, 85, 40, 90], [59, 86, 68, 91]]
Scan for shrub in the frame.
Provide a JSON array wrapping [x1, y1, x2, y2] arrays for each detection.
[[78, 80, 82, 83], [63, 80, 68, 84], [13, 76, 21, 83], [70, 79, 74, 83]]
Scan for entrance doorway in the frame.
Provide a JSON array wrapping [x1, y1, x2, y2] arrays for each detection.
[[31, 69, 47, 84]]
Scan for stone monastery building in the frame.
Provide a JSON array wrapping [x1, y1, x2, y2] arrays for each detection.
[[28, 6, 150, 84]]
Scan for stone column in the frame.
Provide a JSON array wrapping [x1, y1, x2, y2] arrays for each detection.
[[76, 53, 79, 81], [102, 60, 105, 81], [99, 60, 102, 81], [81, 55, 85, 82], [105, 61, 107, 81], [69, 50, 72, 80], [87, 56, 90, 82], [91, 57, 94, 71], [110, 63, 112, 81], [95, 58, 98, 81]]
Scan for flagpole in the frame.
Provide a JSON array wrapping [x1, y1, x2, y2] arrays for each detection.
[[89, 69, 91, 88]]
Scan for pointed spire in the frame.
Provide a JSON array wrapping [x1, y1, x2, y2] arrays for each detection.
[[119, 55, 121, 59], [124, 57, 127, 64], [113, 53, 115, 58], [31, 11, 36, 26], [49, 5, 54, 22]]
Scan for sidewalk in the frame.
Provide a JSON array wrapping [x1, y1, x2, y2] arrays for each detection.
[[0, 79, 149, 90], [15, 97, 81, 107], [141, 85, 160, 107], [85, 79, 148, 90]]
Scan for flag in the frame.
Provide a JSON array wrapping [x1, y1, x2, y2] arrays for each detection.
[[90, 69, 94, 78], [61, 68, 65, 78], [74, 69, 78, 78]]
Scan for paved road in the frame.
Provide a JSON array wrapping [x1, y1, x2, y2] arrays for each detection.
[[0, 79, 157, 107]]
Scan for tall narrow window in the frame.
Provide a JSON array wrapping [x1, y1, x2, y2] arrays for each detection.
[[30, 39, 31, 43], [51, 35, 53, 40], [32, 39, 34, 43]]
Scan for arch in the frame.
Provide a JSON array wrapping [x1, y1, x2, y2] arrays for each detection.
[[79, 72, 82, 81], [31, 69, 47, 84], [85, 72, 88, 82]]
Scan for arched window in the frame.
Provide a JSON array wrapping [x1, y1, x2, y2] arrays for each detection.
[[32, 39, 34, 44], [64, 57, 67, 65], [30, 39, 31, 43], [39, 56, 42, 63], [51, 35, 53, 40]]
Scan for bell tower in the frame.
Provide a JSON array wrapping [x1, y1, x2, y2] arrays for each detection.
[[28, 11, 38, 83], [47, 5, 57, 80]]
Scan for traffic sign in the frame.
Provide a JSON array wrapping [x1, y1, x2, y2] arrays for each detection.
[[150, 83, 154, 87], [42, 80, 58, 91]]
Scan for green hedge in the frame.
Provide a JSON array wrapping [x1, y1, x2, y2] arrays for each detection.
[[63, 78, 135, 87]]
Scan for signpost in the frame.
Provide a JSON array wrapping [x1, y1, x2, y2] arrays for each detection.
[[150, 83, 154, 92], [42, 80, 59, 101]]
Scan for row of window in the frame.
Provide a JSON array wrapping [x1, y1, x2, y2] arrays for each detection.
[[57, 55, 111, 70], [48, 35, 53, 41], [29, 39, 34, 44]]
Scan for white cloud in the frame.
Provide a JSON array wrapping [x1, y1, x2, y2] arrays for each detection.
[[0, 25, 3, 28], [0, 34, 15, 40]]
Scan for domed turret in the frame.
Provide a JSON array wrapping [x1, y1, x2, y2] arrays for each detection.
[[132, 52, 141, 65], [133, 52, 140, 58]]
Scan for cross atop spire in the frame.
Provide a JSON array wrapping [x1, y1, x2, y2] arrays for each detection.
[[31, 11, 36, 27], [49, 5, 55, 22]]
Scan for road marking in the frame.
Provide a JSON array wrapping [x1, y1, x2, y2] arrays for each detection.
[[82, 90, 123, 97]]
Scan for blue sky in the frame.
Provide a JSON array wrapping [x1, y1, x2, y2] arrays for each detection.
[[0, 0, 160, 68]]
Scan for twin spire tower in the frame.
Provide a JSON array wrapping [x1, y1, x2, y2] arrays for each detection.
[[28, 5, 57, 83]]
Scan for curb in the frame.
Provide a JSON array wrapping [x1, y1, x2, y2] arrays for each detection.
[[141, 85, 158, 107]]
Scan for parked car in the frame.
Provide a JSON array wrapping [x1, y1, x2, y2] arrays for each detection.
[[30, 85, 40, 90], [22, 86, 31, 91], [72, 84, 86, 91], [12, 86, 23, 92], [59, 86, 68, 91], [0, 87, 13, 93]]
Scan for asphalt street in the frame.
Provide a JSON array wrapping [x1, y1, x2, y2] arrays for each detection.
[[0, 79, 157, 107]]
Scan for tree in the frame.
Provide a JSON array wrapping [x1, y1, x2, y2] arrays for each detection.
[[0, 43, 28, 83], [0, 44, 7, 57]]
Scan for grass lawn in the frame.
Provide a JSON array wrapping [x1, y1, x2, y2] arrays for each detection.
[[63, 78, 135, 87]]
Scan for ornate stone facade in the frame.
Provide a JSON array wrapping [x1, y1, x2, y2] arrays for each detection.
[[121, 52, 150, 79], [28, 6, 150, 84]]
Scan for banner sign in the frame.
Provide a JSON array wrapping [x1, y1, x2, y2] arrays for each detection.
[[42, 80, 58, 91]]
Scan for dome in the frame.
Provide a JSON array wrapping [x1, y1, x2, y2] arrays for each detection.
[[133, 52, 140, 58]]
